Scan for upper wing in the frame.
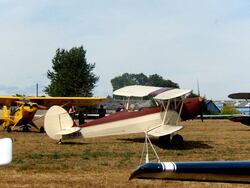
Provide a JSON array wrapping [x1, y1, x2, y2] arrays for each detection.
[[113, 85, 191, 99], [0, 96, 21, 106], [113, 85, 165, 97], [228, 93, 250, 100], [28, 96, 107, 107], [113, 85, 174, 97], [154, 88, 192, 100]]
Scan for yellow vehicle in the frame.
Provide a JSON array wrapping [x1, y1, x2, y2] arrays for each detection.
[[0, 96, 106, 132]]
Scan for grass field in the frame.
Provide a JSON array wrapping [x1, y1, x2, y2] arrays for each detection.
[[0, 120, 250, 188]]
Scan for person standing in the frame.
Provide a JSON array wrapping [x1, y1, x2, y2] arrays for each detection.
[[98, 105, 106, 118], [78, 109, 87, 125], [68, 106, 76, 119]]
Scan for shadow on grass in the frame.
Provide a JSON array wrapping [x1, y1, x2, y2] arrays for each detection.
[[231, 128, 250, 132], [117, 137, 213, 150], [60, 141, 89, 145]]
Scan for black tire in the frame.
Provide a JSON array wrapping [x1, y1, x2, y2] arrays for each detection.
[[159, 135, 171, 146], [6, 127, 11, 133], [171, 134, 184, 147], [22, 125, 30, 132]]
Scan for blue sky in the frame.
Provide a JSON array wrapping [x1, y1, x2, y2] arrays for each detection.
[[1, 0, 250, 99]]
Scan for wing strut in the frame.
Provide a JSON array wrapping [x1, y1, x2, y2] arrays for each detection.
[[176, 96, 185, 125], [162, 100, 170, 125], [140, 132, 160, 165]]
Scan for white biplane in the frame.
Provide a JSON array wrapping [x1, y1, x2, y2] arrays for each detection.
[[44, 85, 203, 145]]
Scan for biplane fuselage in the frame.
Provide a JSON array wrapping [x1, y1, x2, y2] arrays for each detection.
[[78, 96, 203, 138], [44, 85, 205, 145]]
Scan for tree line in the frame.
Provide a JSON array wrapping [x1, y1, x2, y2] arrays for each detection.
[[45, 46, 179, 97]]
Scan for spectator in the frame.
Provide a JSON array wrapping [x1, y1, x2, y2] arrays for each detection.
[[68, 106, 76, 119], [116, 103, 125, 112], [98, 105, 106, 118], [78, 109, 87, 125], [129, 104, 136, 112]]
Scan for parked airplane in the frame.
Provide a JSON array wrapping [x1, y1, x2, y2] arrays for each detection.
[[228, 92, 250, 126], [0, 96, 106, 132], [44, 85, 205, 145]]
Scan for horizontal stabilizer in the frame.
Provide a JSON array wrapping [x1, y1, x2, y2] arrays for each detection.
[[56, 127, 81, 135], [148, 124, 183, 137]]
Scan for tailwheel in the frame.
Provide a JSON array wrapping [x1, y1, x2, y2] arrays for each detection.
[[57, 139, 63, 144], [171, 134, 184, 147], [39, 126, 45, 133]]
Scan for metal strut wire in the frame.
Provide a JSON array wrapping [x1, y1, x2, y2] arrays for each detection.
[[139, 132, 160, 165]]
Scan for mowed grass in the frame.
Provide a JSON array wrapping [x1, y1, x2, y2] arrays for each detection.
[[0, 120, 250, 188]]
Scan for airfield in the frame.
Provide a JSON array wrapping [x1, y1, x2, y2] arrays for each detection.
[[0, 119, 250, 188]]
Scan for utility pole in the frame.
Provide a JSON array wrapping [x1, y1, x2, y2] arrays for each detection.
[[36, 83, 38, 97]]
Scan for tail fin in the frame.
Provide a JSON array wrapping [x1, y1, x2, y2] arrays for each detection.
[[44, 105, 80, 141]]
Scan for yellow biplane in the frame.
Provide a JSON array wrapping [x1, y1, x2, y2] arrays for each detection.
[[0, 96, 106, 132]]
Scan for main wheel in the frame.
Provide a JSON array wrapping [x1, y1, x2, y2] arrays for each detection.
[[6, 127, 11, 133], [171, 134, 184, 147], [159, 135, 171, 146], [22, 125, 30, 132]]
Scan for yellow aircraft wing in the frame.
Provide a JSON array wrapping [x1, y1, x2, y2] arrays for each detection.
[[27, 96, 107, 107], [0, 96, 22, 106]]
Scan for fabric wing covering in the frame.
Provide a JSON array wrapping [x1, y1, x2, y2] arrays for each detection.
[[113, 85, 192, 99], [153, 89, 192, 100], [113, 85, 163, 97]]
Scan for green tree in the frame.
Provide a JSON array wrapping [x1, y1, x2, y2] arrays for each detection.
[[111, 73, 179, 91], [220, 103, 240, 115], [148, 74, 179, 88], [44, 46, 99, 96]]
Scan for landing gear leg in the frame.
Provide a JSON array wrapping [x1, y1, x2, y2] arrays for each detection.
[[39, 126, 45, 133], [57, 139, 63, 144]]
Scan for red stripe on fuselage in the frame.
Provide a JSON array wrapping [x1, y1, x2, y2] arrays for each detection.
[[82, 107, 161, 127]]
